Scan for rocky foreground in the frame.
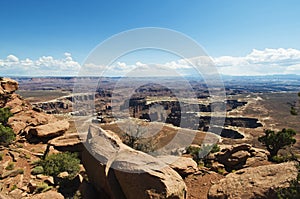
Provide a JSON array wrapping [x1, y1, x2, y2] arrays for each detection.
[[0, 77, 299, 199]]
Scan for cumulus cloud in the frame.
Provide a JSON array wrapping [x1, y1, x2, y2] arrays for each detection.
[[1, 48, 300, 76], [7, 54, 19, 62], [80, 48, 300, 76], [0, 53, 80, 76], [214, 48, 300, 75]]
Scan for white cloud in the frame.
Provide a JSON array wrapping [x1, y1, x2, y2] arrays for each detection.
[[7, 54, 19, 62], [97, 48, 300, 76], [1, 48, 300, 76], [213, 48, 300, 75], [0, 53, 80, 76]]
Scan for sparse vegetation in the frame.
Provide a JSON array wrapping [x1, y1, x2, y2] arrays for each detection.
[[0, 107, 13, 126], [122, 123, 154, 153], [290, 106, 298, 115], [0, 124, 15, 144], [24, 153, 31, 160], [186, 144, 219, 165], [16, 143, 23, 148], [0, 152, 3, 161], [0, 108, 15, 145], [211, 144, 220, 153], [38, 152, 80, 179], [5, 162, 15, 170], [10, 184, 17, 191], [271, 154, 298, 163], [31, 166, 44, 175], [217, 168, 226, 175], [276, 165, 300, 199], [17, 168, 24, 174], [258, 128, 296, 158], [34, 182, 52, 193]]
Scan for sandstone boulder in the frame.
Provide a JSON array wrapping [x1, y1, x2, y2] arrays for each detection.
[[5, 94, 31, 114], [8, 110, 56, 128], [9, 121, 27, 134], [27, 120, 69, 138], [157, 155, 198, 177], [0, 78, 18, 94], [215, 144, 269, 171], [82, 125, 187, 199], [208, 161, 298, 199], [49, 133, 84, 152], [0, 193, 13, 199]]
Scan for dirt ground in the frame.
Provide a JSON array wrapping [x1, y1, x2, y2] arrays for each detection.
[[184, 171, 224, 199]]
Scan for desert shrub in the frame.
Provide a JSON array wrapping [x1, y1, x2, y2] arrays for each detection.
[[211, 144, 220, 153], [0, 107, 13, 126], [0, 108, 15, 145], [186, 144, 219, 165], [291, 106, 298, 115], [16, 169, 24, 174], [0, 124, 15, 144], [16, 143, 23, 148], [34, 182, 52, 193], [10, 184, 17, 191], [5, 162, 15, 170], [271, 154, 297, 163], [217, 168, 226, 175], [258, 128, 296, 158], [122, 124, 154, 153], [38, 152, 80, 179], [31, 166, 44, 175]]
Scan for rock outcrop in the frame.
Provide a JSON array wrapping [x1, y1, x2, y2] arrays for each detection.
[[157, 156, 198, 178], [208, 161, 298, 199], [49, 133, 84, 152], [27, 120, 69, 138], [0, 78, 69, 140], [0, 78, 18, 94], [30, 190, 64, 199], [214, 144, 270, 171], [82, 125, 187, 199]]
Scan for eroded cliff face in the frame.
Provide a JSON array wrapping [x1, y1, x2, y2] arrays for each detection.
[[0, 78, 79, 199], [0, 78, 70, 142], [123, 98, 261, 140]]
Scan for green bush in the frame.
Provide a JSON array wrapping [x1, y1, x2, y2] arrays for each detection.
[[34, 182, 52, 193], [38, 152, 80, 179], [31, 166, 44, 175], [0, 152, 3, 161], [291, 106, 298, 115], [122, 125, 154, 153], [258, 128, 296, 158], [0, 108, 15, 145], [0, 107, 13, 126], [271, 155, 297, 163], [186, 144, 220, 165], [0, 124, 15, 144], [5, 162, 15, 170], [211, 144, 220, 153], [10, 184, 17, 191]]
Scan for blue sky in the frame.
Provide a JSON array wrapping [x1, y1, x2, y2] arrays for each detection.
[[1, 0, 300, 76]]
